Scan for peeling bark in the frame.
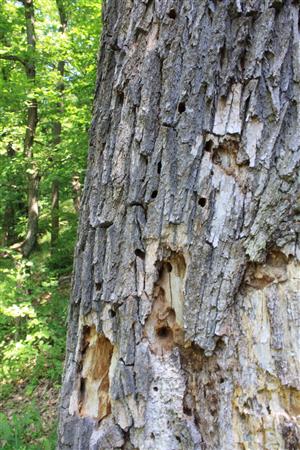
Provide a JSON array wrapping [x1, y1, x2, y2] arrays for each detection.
[[58, 1, 300, 449]]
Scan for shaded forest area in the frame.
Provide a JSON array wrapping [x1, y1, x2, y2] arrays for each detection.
[[0, 0, 101, 447]]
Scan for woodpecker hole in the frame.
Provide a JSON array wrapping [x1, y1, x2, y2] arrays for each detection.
[[178, 102, 186, 113], [156, 326, 173, 339], [135, 248, 145, 259], [198, 197, 207, 207], [168, 8, 177, 19]]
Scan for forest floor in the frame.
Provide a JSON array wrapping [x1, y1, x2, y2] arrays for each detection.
[[0, 203, 76, 449]]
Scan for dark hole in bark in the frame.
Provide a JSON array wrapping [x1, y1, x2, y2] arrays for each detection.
[[165, 262, 172, 272], [156, 326, 172, 339], [198, 197, 207, 207], [272, 0, 283, 13], [220, 43, 226, 69], [117, 91, 124, 104], [176, 436, 181, 443], [183, 405, 192, 416], [151, 190, 158, 199], [267, 405, 271, 414], [109, 309, 116, 318], [204, 139, 213, 152], [153, 386, 158, 391], [178, 102, 186, 113], [95, 282, 102, 291], [135, 248, 145, 259], [79, 377, 85, 397], [168, 8, 177, 19], [157, 161, 162, 174], [151, 433, 155, 440], [220, 377, 225, 383], [240, 49, 247, 71]]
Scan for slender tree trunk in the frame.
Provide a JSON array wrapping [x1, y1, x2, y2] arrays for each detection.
[[21, 0, 39, 257], [58, 2, 300, 449], [51, 0, 68, 250], [2, 143, 17, 245], [51, 178, 60, 249], [71, 176, 81, 213]]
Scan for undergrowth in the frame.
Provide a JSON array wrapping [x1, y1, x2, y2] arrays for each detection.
[[0, 201, 76, 449]]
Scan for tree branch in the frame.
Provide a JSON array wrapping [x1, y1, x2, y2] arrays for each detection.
[[0, 54, 27, 68]]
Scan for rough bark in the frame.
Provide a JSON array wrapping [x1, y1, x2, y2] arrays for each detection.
[[58, 1, 300, 449], [21, 0, 39, 257]]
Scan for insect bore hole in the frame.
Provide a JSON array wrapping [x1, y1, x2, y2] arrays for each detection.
[[178, 102, 186, 113], [156, 326, 172, 339], [168, 8, 177, 19], [198, 197, 207, 207]]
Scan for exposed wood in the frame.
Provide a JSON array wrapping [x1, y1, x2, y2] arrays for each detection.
[[58, 1, 300, 449]]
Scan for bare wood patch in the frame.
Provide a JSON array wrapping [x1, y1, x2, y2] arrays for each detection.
[[78, 325, 113, 420]]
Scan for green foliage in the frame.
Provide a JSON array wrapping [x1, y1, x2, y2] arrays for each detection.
[[0, 0, 102, 447], [0, 0, 102, 237], [0, 249, 68, 394], [0, 405, 57, 449]]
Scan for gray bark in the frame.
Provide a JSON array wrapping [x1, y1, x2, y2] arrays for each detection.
[[58, 1, 300, 449]]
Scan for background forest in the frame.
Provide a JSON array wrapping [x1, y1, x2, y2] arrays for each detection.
[[0, 0, 101, 448]]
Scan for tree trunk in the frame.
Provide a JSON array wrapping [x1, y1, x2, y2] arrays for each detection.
[[51, 178, 60, 249], [51, 0, 68, 250], [71, 175, 81, 213], [58, 2, 300, 449], [2, 143, 17, 245], [21, 0, 39, 257]]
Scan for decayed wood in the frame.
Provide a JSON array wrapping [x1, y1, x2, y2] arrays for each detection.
[[58, 1, 300, 449]]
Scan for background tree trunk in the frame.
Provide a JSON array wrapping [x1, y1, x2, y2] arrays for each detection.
[[58, 1, 300, 449], [21, 0, 39, 257], [2, 143, 17, 245], [50, 0, 68, 251], [71, 175, 81, 213]]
